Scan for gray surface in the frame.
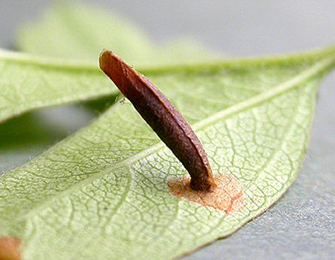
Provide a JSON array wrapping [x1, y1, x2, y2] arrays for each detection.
[[1, 1, 335, 259]]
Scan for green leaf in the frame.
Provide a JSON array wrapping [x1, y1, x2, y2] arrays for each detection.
[[0, 50, 114, 123], [0, 47, 212, 124], [16, 2, 215, 66], [1, 48, 334, 259], [1, 2, 215, 124]]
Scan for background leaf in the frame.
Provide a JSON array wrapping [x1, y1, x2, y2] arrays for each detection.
[[16, 2, 216, 66], [1, 2, 217, 124], [1, 49, 334, 259], [0, 50, 115, 123]]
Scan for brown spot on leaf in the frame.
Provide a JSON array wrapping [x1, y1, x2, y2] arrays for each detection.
[[169, 174, 244, 214], [0, 237, 21, 260]]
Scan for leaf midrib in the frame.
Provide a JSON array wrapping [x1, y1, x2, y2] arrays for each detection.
[[1, 46, 334, 74], [5, 55, 334, 229]]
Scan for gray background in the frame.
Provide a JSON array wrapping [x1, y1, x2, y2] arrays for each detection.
[[0, 1, 334, 259]]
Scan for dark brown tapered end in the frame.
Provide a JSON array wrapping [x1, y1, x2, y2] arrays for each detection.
[[99, 49, 217, 193], [99, 49, 116, 71], [190, 171, 217, 192], [99, 50, 135, 97]]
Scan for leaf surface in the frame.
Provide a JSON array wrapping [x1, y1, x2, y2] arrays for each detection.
[[1, 49, 334, 260], [0, 50, 114, 123], [1, 3, 215, 124]]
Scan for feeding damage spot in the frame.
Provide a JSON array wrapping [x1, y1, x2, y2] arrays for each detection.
[[0, 237, 21, 260], [169, 174, 244, 214]]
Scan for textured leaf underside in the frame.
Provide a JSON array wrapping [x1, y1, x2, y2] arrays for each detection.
[[1, 2, 334, 259], [1, 52, 334, 259]]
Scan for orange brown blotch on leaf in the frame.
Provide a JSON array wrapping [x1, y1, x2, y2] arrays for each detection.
[[0, 237, 21, 260], [169, 174, 244, 214]]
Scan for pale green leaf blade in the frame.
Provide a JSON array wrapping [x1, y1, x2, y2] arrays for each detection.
[[17, 2, 215, 66], [0, 50, 334, 259], [17, 2, 153, 63], [0, 50, 115, 123]]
